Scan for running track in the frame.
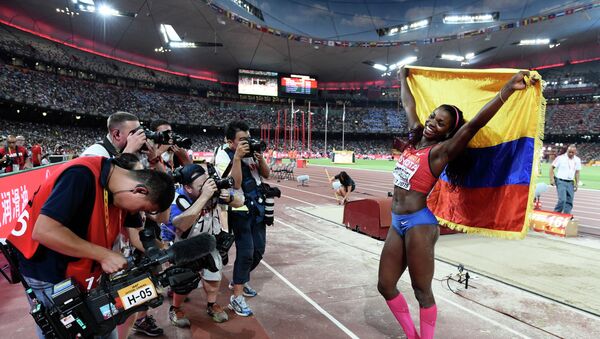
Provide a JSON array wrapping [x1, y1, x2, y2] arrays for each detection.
[[275, 163, 600, 237]]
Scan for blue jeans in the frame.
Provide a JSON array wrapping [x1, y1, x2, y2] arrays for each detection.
[[554, 178, 574, 214], [23, 276, 118, 339], [229, 211, 266, 285]]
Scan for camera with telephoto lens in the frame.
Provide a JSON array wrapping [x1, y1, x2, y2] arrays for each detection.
[[133, 126, 193, 149], [0, 155, 13, 169], [241, 137, 266, 157], [260, 183, 281, 226], [7, 227, 232, 339], [206, 163, 234, 197]]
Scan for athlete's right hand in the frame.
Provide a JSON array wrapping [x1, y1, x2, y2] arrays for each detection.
[[100, 250, 128, 274]]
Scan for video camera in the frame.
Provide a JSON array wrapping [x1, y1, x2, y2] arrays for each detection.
[[17, 227, 235, 339], [241, 137, 266, 157]]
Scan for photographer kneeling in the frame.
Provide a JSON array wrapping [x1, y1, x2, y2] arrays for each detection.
[[167, 164, 243, 327], [7, 156, 174, 339]]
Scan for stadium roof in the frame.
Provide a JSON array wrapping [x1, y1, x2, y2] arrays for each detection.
[[1, 0, 599, 83]]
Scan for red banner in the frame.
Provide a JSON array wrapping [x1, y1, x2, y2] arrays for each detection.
[[529, 210, 577, 237], [0, 164, 61, 238]]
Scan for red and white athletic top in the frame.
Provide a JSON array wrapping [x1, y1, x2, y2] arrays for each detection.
[[393, 145, 438, 194]]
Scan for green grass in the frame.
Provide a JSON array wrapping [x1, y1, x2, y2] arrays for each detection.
[[297, 158, 396, 171], [537, 163, 600, 190], [297, 158, 600, 190]]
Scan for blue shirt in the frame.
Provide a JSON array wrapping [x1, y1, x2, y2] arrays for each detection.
[[162, 187, 190, 241]]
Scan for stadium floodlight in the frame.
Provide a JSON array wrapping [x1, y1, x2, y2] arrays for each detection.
[[394, 56, 418, 68], [465, 52, 475, 60], [443, 12, 499, 24], [160, 24, 182, 43], [98, 5, 119, 17], [440, 54, 465, 62], [518, 39, 551, 45], [70, 0, 136, 17], [376, 18, 430, 37], [373, 63, 388, 71], [169, 41, 198, 48]]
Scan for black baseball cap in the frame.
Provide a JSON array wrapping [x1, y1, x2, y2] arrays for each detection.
[[180, 164, 206, 185]]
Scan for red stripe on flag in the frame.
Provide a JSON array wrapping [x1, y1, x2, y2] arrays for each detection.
[[427, 181, 529, 233]]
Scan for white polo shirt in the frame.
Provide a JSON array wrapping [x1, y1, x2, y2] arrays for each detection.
[[552, 154, 581, 181]]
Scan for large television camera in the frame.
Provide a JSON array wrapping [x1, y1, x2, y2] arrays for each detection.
[[19, 227, 231, 338]]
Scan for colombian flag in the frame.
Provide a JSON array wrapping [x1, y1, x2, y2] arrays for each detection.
[[406, 66, 545, 239]]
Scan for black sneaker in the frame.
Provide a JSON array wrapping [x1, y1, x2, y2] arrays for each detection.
[[132, 315, 164, 337]]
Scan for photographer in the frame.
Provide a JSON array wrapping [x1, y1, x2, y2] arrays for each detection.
[[81, 112, 171, 337], [215, 121, 269, 317], [167, 164, 243, 327], [150, 119, 192, 174], [81, 112, 147, 158], [1, 134, 31, 173], [7, 156, 174, 339]]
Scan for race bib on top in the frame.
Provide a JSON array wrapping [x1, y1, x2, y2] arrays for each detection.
[[393, 151, 420, 191]]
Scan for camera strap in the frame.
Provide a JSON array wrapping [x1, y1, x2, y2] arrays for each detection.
[[0, 241, 33, 292], [221, 147, 235, 178], [99, 136, 119, 158]]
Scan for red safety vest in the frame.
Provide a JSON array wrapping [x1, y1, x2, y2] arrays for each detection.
[[7, 156, 124, 289]]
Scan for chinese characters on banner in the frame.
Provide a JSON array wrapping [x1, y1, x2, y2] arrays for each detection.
[[0, 164, 60, 239]]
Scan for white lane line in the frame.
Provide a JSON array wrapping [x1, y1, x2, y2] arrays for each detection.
[[260, 260, 360, 339], [276, 217, 534, 338], [277, 182, 338, 200], [281, 194, 319, 207], [435, 295, 532, 339]]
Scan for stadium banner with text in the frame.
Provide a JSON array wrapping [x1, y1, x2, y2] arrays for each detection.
[[0, 164, 61, 239], [530, 210, 578, 237], [406, 66, 545, 239]]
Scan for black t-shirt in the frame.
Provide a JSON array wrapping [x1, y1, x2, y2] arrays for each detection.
[[17, 158, 141, 283], [335, 173, 355, 189]]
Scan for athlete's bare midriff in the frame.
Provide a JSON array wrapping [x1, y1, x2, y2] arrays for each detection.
[[392, 186, 428, 215]]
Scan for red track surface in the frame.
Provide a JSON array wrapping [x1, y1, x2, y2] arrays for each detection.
[[2, 163, 599, 338], [278, 164, 599, 236]]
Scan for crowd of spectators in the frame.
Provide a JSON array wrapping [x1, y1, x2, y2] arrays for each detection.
[[0, 25, 219, 90], [0, 118, 395, 158], [0, 63, 408, 133], [1, 22, 599, 161]]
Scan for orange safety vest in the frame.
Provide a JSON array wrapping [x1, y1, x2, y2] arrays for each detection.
[[8, 156, 124, 289]]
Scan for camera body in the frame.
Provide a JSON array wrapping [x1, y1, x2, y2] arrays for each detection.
[[0, 155, 13, 169], [145, 129, 192, 149], [206, 163, 234, 197], [242, 137, 266, 157], [132, 126, 192, 149]]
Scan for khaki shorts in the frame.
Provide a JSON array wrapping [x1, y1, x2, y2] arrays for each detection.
[[200, 249, 223, 282]]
